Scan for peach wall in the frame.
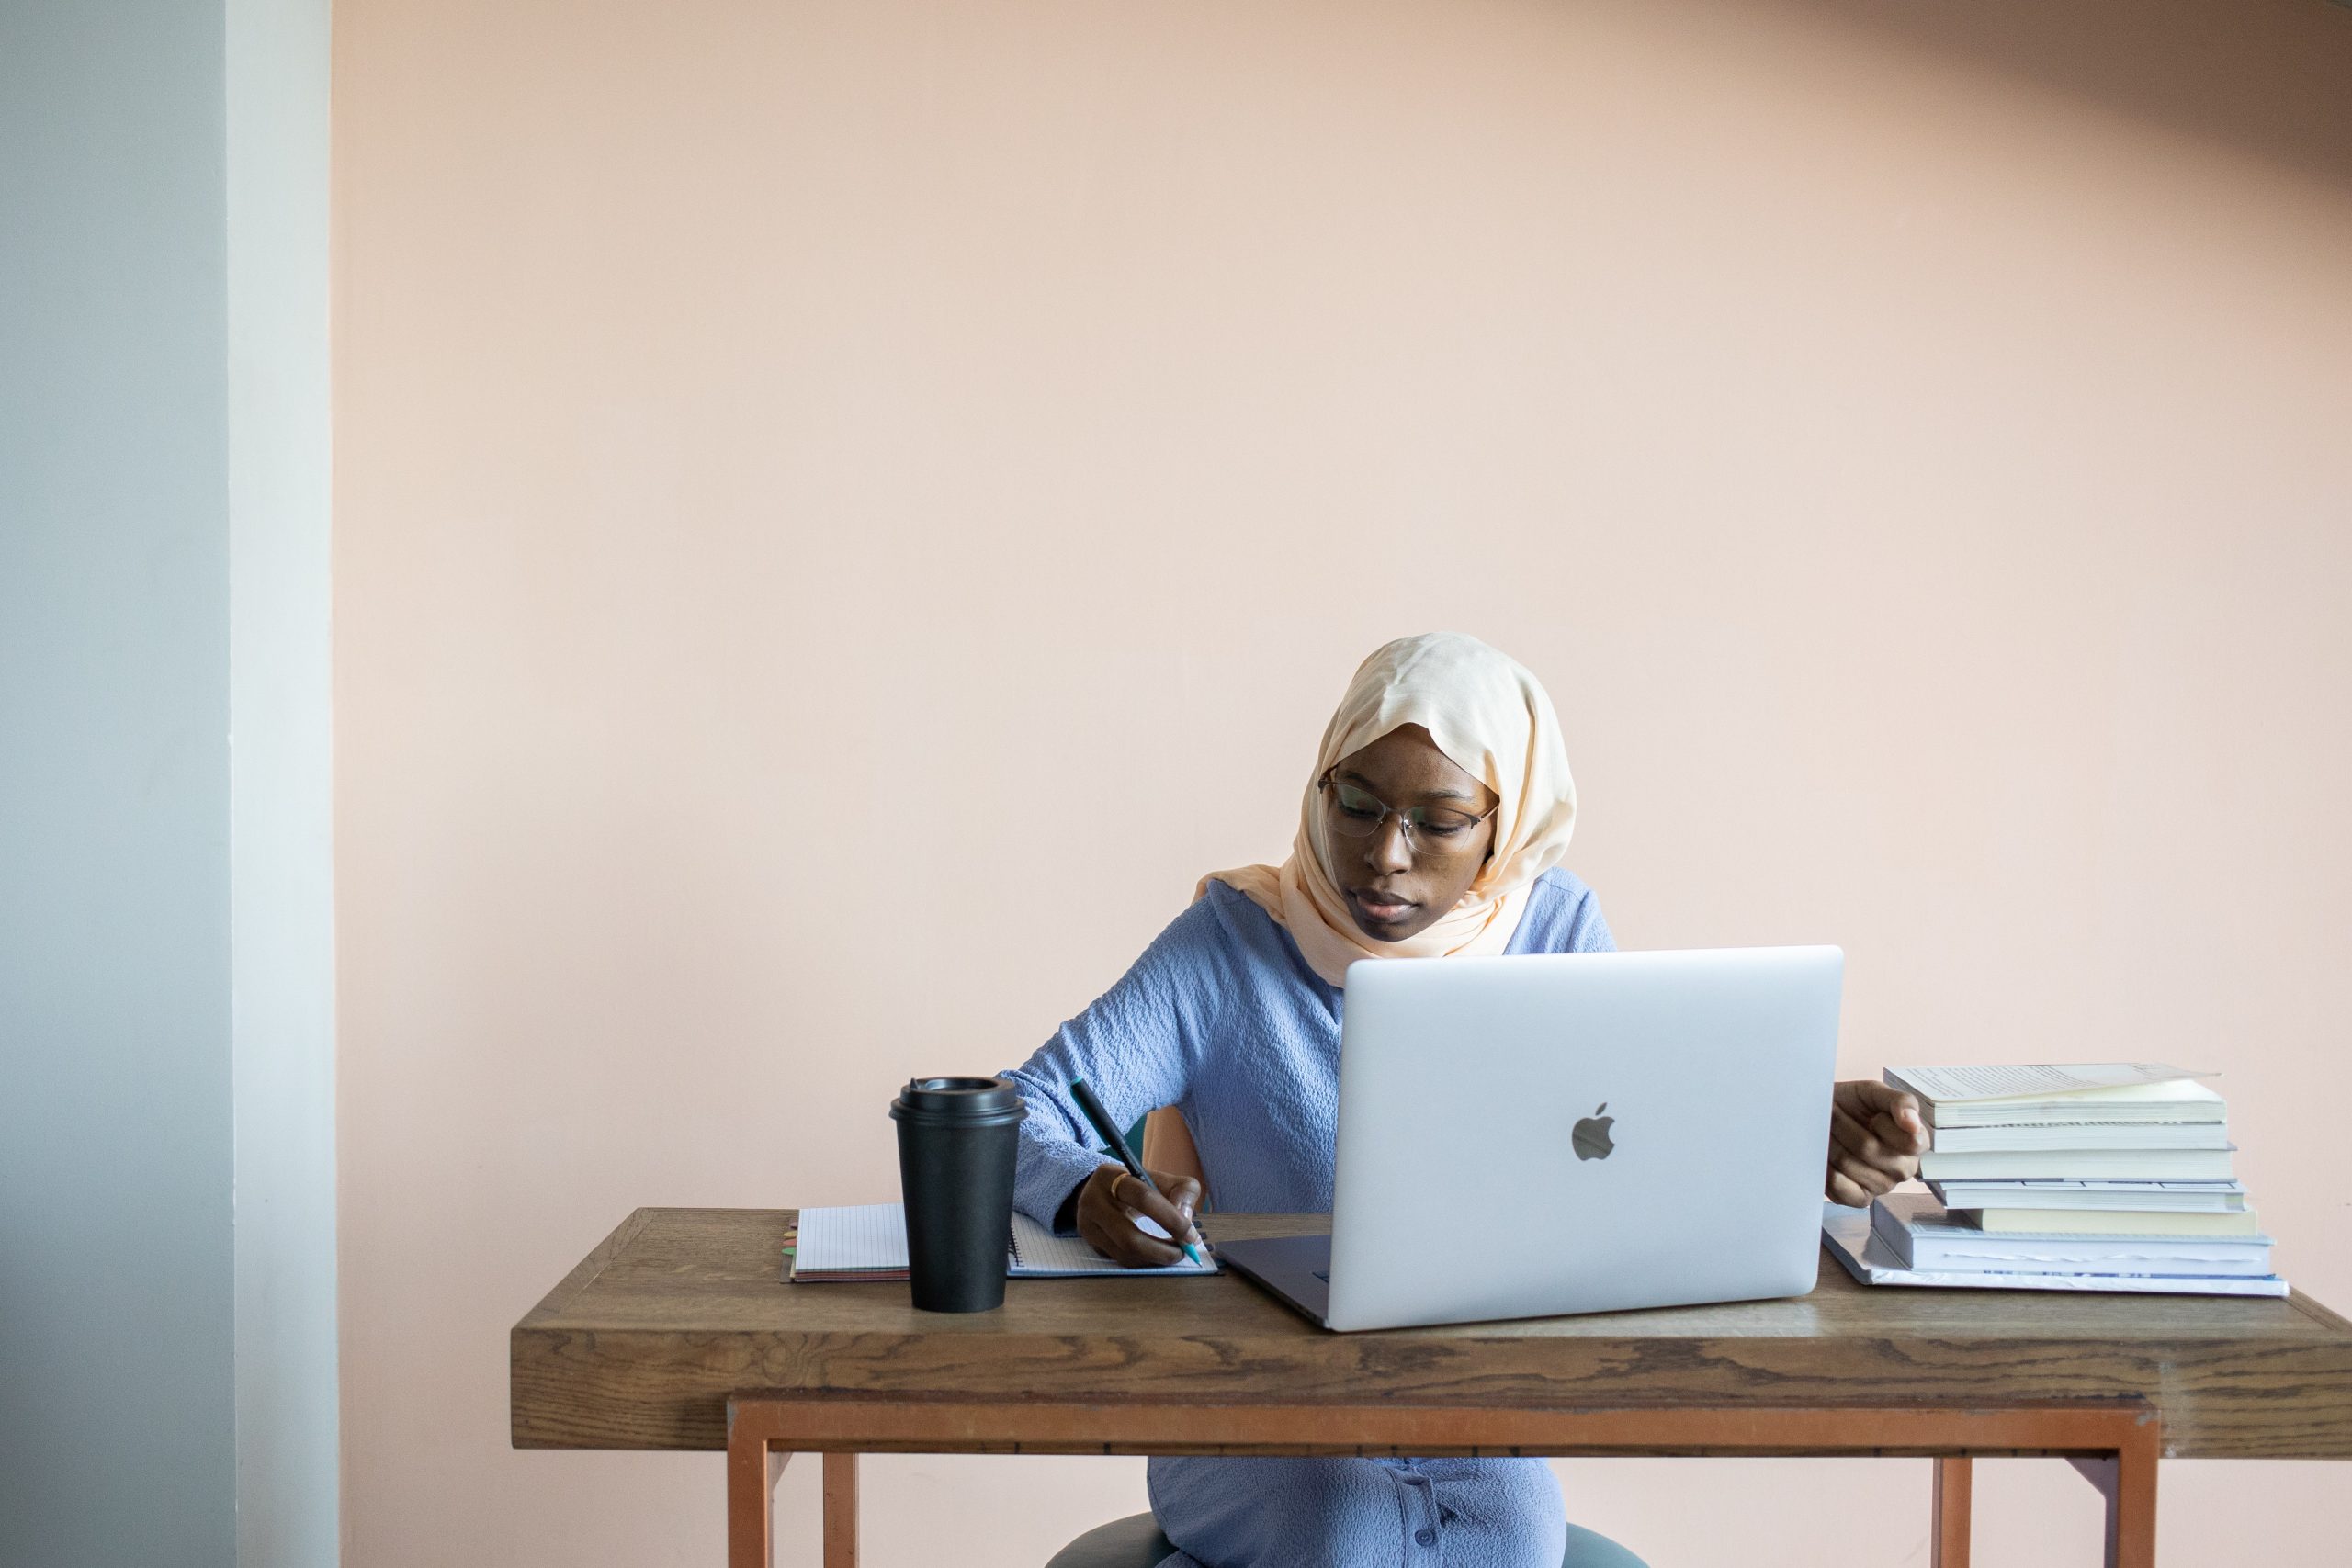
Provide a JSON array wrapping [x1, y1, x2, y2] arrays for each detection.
[[334, 2, 2352, 1563]]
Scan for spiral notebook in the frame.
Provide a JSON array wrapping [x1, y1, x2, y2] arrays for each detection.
[[786, 1201, 1217, 1281]]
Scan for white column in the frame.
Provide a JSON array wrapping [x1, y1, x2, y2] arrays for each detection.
[[228, 0, 340, 1563]]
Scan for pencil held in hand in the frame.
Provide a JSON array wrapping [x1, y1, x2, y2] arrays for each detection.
[[1076, 1162, 1204, 1269], [1068, 1078, 1206, 1266]]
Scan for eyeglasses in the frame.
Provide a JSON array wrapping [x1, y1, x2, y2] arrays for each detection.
[[1317, 771, 1498, 852]]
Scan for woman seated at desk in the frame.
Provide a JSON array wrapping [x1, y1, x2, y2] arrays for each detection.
[[1001, 632, 1925, 1568]]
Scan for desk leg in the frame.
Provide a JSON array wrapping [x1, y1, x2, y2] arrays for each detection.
[[2069, 1425, 2158, 1568], [727, 1434, 787, 1568], [1931, 1457, 1972, 1568], [724, 1422, 858, 1568], [825, 1453, 859, 1568]]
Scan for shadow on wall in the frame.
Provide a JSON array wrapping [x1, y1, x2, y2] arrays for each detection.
[[1752, 0, 2352, 189]]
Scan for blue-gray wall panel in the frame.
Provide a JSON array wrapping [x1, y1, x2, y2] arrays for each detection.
[[0, 4, 238, 1566]]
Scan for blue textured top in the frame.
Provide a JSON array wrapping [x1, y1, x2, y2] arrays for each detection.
[[1002, 867, 1617, 1229]]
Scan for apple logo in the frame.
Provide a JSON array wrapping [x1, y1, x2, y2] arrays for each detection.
[[1571, 1102, 1616, 1162]]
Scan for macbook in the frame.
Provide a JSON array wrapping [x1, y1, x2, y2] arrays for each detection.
[[1215, 946, 1843, 1331]]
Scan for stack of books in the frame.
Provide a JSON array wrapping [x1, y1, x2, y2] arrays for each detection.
[[1826, 1063, 2288, 1298]]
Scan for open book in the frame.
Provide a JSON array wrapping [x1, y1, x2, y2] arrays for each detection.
[[786, 1201, 1217, 1281]]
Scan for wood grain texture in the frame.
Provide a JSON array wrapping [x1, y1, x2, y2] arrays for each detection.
[[723, 1393, 2159, 1460], [513, 1209, 2352, 1460]]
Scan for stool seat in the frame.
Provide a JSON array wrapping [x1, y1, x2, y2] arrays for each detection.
[[1044, 1512, 1647, 1568]]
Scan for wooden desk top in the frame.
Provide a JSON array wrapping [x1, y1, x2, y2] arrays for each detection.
[[512, 1209, 2352, 1461]]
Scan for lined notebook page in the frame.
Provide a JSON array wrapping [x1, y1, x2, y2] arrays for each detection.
[[795, 1202, 909, 1272], [792, 1202, 1216, 1279], [1008, 1208, 1216, 1277]]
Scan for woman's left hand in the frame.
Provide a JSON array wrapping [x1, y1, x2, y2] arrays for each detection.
[[1826, 1079, 1928, 1206]]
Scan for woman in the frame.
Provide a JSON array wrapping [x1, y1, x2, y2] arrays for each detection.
[[1001, 633, 1924, 1568]]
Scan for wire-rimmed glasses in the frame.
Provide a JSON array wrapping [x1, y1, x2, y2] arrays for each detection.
[[1317, 771, 1497, 853]]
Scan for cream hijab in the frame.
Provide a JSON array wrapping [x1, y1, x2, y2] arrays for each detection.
[[1200, 633, 1578, 987]]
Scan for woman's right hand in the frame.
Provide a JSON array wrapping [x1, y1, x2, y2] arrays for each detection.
[[1074, 1163, 1204, 1267]]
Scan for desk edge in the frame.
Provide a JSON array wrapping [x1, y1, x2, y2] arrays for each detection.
[[517, 1208, 658, 1327]]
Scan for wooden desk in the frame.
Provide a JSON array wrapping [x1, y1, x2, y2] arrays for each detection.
[[512, 1209, 2352, 1568]]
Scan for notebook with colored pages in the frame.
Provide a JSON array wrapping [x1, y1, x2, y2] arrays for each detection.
[[785, 1201, 1218, 1282]]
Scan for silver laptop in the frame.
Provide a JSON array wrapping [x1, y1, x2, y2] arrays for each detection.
[[1216, 946, 1842, 1331]]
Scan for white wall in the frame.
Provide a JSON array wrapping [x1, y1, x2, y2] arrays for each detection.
[[229, 0, 340, 1563]]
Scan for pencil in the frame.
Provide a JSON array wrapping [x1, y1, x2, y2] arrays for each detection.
[[1068, 1077, 1205, 1266]]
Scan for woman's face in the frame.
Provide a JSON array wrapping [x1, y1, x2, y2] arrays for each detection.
[[1323, 724, 1499, 942]]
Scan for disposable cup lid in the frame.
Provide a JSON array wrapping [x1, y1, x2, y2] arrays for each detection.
[[891, 1076, 1026, 1122]]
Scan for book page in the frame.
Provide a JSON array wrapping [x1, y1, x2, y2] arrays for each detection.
[[1885, 1063, 2214, 1104]]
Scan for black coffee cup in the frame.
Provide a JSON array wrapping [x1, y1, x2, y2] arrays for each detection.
[[890, 1076, 1027, 1313]]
